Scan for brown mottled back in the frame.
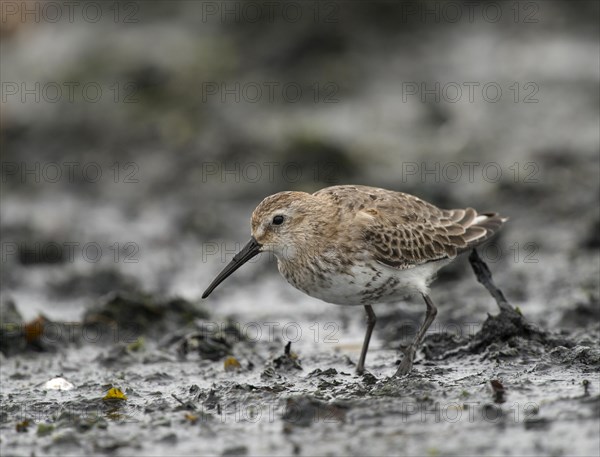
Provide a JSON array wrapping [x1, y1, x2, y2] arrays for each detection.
[[314, 185, 507, 270]]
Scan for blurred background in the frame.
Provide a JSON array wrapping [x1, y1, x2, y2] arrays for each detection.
[[1, 0, 598, 325], [1, 1, 599, 456]]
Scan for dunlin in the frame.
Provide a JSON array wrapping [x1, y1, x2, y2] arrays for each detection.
[[202, 185, 507, 375]]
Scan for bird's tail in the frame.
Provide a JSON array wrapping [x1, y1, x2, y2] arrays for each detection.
[[445, 208, 508, 252]]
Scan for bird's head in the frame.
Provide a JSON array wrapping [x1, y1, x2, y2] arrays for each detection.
[[202, 191, 318, 298], [250, 191, 317, 259]]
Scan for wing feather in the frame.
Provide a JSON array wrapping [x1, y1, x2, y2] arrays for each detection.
[[314, 185, 507, 270]]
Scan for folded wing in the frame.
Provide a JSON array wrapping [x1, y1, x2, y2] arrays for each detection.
[[315, 185, 507, 270]]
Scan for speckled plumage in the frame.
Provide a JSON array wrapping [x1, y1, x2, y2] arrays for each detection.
[[204, 184, 508, 375]]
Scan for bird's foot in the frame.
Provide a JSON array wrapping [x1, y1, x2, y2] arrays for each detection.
[[395, 349, 415, 376]]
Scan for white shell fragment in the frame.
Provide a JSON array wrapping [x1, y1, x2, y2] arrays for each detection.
[[44, 377, 75, 391]]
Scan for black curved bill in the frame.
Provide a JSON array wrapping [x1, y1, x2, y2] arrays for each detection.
[[202, 237, 262, 299]]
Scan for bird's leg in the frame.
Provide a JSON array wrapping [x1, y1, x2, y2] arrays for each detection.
[[356, 305, 376, 374], [468, 249, 513, 313], [396, 294, 438, 376]]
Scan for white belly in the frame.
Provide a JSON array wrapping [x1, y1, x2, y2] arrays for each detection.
[[278, 258, 451, 306]]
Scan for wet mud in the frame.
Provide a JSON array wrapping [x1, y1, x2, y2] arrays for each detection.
[[1, 265, 599, 456]]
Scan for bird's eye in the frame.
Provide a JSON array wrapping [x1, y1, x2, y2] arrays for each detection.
[[272, 215, 285, 225]]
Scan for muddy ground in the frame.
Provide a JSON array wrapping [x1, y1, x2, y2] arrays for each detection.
[[1, 1, 599, 456]]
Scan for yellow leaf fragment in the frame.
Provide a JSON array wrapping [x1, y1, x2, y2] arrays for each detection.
[[103, 387, 128, 401], [224, 356, 242, 372], [184, 412, 199, 424]]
